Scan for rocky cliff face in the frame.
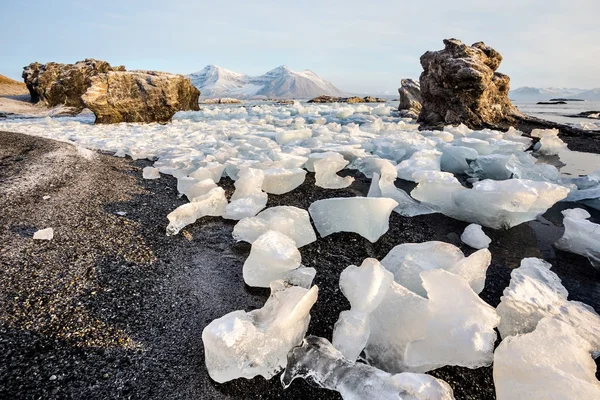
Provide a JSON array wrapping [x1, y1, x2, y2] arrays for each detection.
[[398, 78, 422, 118], [417, 39, 522, 129], [22, 59, 199, 123], [82, 71, 200, 124]]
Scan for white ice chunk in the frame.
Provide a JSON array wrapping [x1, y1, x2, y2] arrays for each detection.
[[33, 228, 54, 240], [308, 197, 399, 243], [243, 230, 302, 287], [224, 168, 268, 220], [496, 257, 600, 350], [365, 269, 499, 373], [461, 224, 492, 249], [202, 282, 318, 383], [261, 168, 306, 194], [282, 267, 317, 289], [166, 187, 227, 235], [142, 166, 160, 179], [396, 149, 442, 182], [233, 206, 316, 247], [332, 258, 394, 361], [276, 128, 312, 145], [380, 241, 491, 296], [314, 152, 354, 189], [411, 175, 570, 229], [439, 145, 478, 175], [189, 162, 226, 183], [369, 172, 437, 217], [282, 336, 455, 400], [269, 151, 308, 169], [531, 128, 568, 155], [493, 317, 600, 400], [554, 208, 600, 268]]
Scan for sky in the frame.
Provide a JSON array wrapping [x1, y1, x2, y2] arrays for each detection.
[[1, 0, 599, 94]]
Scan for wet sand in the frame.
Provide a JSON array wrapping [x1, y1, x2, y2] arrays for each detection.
[[1, 131, 599, 399]]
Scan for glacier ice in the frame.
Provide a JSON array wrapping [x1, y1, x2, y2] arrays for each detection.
[[243, 230, 302, 288], [380, 241, 491, 296], [554, 208, 600, 268], [460, 224, 492, 249], [411, 173, 570, 229], [282, 336, 455, 400], [202, 281, 318, 383], [275, 128, 312, 145], [166, 187, 227, 235], [142, 166, 160, 179], [261, 168, 306, 194], [33, 227, 54, 240], [438, 144, 478, 174], [189, 162, 226, 183], [531, 128, 568, 155], [368, 172, 437, 217], [396, 149, 442, 182], [496, 257, 600, 350], [232, 206, 316, 247], [332, 258, 394, 361], [179, 178, 218, 201], [493, 317, 600, 400], [224, 168, 268, 220], [314, 152, 354, 189], [308, 197, 399, 243], [282, 267, 316, 289]]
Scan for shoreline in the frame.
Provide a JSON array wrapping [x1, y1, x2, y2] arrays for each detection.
[[1, 130, 599, 399]]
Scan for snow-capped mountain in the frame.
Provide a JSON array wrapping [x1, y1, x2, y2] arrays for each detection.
[[188, 65, 346, 99], [509, 86, 600, 101]]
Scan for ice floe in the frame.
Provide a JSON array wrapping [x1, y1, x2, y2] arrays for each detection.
[[461, 224, 492, 249]]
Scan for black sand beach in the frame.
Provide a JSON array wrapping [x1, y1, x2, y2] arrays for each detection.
[[1, 130, 599, 399]]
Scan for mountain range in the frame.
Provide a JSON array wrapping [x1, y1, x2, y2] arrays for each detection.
[[188, 65, 346, 99], [509, 86, 600, 101]]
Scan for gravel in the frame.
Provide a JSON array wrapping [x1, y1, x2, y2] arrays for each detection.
[[1, 130, 599, 399]]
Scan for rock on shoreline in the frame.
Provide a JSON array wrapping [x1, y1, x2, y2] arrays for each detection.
[[307, 95, 386, 104]]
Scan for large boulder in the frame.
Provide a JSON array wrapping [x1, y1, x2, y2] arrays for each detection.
[[22, 59, 124, 107], [81, 70, 200, 124], [22, 59, 200, 123], [397, 78, 422, 118], [417, 39, 522, 129]]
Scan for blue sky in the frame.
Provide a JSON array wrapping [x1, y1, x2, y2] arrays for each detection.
[[1, 0, 598, 94]]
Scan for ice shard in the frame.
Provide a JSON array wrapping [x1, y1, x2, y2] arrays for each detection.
[[314, 152, 354, 189], [166, 187, 227, 235], [554, 208, 600, 268]]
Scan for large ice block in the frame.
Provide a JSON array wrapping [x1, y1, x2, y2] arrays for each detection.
[[314, 152, 354, 189], [554, 208, 600, 268], [166, 187, 227, 235]]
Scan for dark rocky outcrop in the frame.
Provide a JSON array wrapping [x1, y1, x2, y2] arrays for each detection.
[[537, 101, 567, 105], [418, 39, 522, 129], [397, 78, 422, 118], [22, 59, 199, 123], [82, 71, 200, 124], [307, 95, 386, 104]]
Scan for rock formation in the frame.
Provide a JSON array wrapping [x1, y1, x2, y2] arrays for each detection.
[[82, 71, 200, 124], [22, 59, 199, 123], [307, 95, 386, 104], [397, 78, 422, 118], [418, 39, 522, 129]]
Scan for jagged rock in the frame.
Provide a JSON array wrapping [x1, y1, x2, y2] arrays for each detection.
[[22, 59, 124, 107], [307, 95, 386, 104], [22, 59, 200, 123], [82, 70, 200, 123], [398, 79, 422, 118], [418, 39, 522, 129]]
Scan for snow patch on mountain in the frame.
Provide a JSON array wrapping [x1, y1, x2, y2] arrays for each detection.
[[188, 65, 346, 99], [510, 86, 600, 101]]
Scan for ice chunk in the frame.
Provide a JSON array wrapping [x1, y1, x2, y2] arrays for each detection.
[[531, 128, 568, 155], [461, 224, 492, 249], [439, 145, 478, 174], [282, 267, 316, 289], [380, 241, 491, 296], [308, 197, 399, 243], [332, 258, 394, 361], [496, 258, 600, 350], [142, 166, 160, 179], [554, 208, 600, 268], [242, 230, 302, 287], [369, 172, 437, 217], [314, 152, 354, 189], [396, 149, 442, 182], [224, 168, 268, 220], [336, 108, 354, 119], [186, 179, 218, 201], [189, 162, 226, 183], [275, 128, 312, 145], [33, 228, 54, 240], [282, 336, 455, 400], [493, 317, 600, 400], [261, 168, 306, 194], [166, 187, 227, 235], [202, 282, 318, 383], [269, 151, 308, 169], [363, 269, 499, 373], [411, 175, 570, 229], [232, 206, 316, 247]]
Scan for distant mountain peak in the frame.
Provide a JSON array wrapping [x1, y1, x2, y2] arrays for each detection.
[[510, 86, 599, 101], [188, 65, 345, 99]]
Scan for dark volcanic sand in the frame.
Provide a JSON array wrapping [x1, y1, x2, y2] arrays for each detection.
[[1, 130, 599, 400]]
